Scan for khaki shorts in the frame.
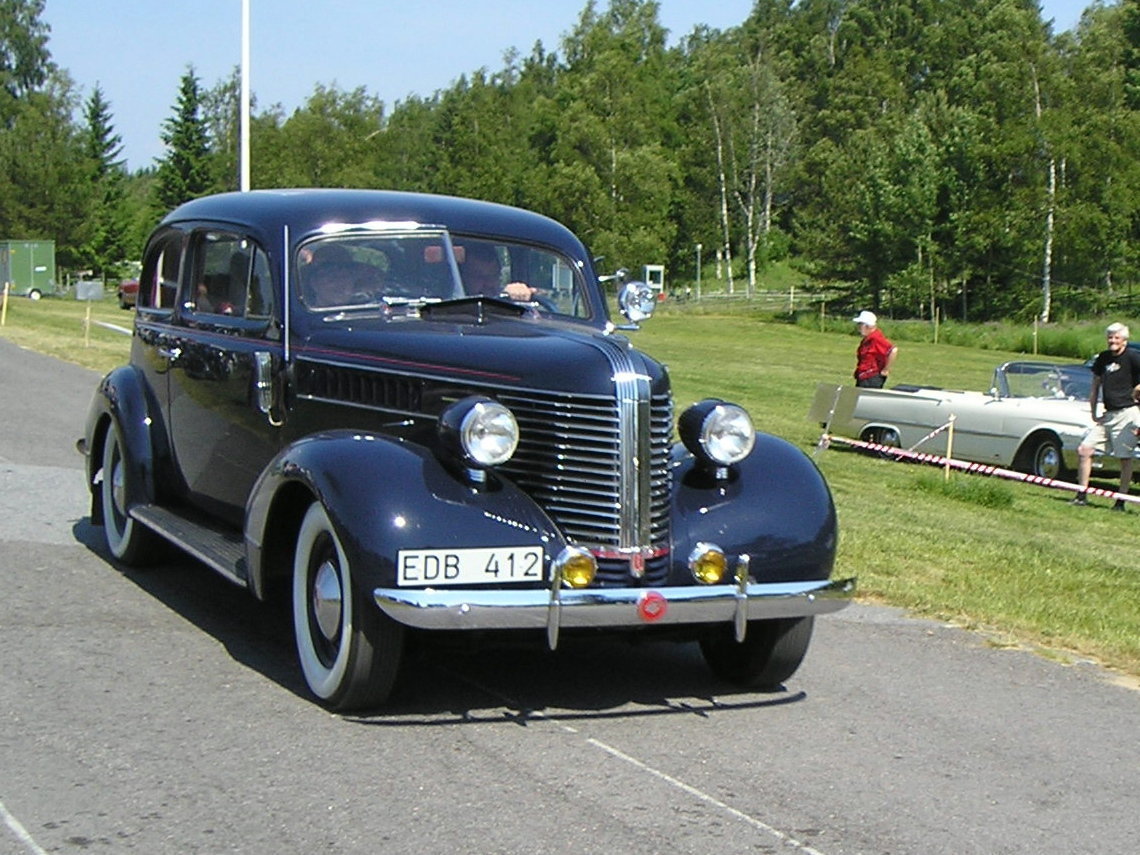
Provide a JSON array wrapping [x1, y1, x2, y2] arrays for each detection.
[[1080, 406, 1140, 458]]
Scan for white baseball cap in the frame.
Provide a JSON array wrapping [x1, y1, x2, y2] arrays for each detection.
[[852, 310, 877, 326]]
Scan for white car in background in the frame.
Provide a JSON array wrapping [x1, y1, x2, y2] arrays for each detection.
[[810, 361, 1110, 479]]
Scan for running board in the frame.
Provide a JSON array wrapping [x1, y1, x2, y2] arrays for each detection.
[[131, 504, 249, 587]]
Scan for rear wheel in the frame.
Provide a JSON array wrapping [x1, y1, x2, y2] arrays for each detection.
[[100, 421, 163, 565], [860, 426, 901, 458], [292, 502, 404, 711], [700, 617, 814, 689]]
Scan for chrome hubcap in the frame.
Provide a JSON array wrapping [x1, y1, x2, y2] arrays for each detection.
[[111, 455, 127, 517], [312, 560, 343, 642]]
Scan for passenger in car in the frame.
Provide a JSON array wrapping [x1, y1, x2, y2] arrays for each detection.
[[305, 261, 376, 308], [459, 243, 536, 301]]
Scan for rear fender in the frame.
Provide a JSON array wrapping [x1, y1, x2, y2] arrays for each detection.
[[244, 431, 565, 600], [83, 365, 166, 524]]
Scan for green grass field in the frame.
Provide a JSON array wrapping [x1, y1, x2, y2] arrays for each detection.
[[4, 293, 1138, 679]]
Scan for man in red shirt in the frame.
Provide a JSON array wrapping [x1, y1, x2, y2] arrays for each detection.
[[852, 310, 898, 388]]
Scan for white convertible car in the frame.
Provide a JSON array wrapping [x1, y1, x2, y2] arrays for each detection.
[[809, 361, 1114, 479]]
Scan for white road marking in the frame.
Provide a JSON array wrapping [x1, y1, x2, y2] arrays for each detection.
[[0, 800, 49, 855], [586, 737, 830, 855], [440, 664, 831, 853]]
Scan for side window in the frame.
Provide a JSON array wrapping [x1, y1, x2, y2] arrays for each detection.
[[247, 247, 274, 319], [138, 231, 183, 311], [185, 231, 266, 319]]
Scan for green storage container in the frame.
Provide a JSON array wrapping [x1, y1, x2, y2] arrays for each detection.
[[1, 240, 57, 299]]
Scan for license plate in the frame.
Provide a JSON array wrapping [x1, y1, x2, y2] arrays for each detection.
[[396, 546, 545, 586]]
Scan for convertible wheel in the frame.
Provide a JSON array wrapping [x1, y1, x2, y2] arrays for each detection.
[[100, 421, 162, 565], [293, 502, 404, 711], [700, 617, 814, 689], [860, 427, 901, 458], [1021, 435, 1064, 480]]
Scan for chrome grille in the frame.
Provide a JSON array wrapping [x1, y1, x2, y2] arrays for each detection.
[[498, 390, 673, 585], [291, 355, 675, 585]]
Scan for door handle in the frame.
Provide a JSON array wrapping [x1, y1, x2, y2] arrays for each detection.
[[254, 351, 283, 426]]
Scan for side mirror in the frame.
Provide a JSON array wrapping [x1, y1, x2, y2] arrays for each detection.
[[598, 267, 629, 284], [618, 280, 657, 323]]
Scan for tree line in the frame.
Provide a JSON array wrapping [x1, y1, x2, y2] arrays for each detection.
[[2, 0, 1137, 322]]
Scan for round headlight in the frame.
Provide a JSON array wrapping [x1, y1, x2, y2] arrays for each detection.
[[439, 397, 519, 468], [618, 281, 658, 323], [679, 399, 755, 466]]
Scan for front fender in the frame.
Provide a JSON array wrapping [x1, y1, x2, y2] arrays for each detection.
[[245, 431, 567, 599], [670, 432, 838, 584], [82, 364, 167, 523]]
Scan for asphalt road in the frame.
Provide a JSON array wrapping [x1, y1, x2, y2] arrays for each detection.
[[1, 335, 1137, 855]]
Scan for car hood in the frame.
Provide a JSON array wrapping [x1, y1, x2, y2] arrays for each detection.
[[290, 313, 668, 397]]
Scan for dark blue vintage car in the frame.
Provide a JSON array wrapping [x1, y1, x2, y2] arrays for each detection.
[[80, 189, 852, 710]]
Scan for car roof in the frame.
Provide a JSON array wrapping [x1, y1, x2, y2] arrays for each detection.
[[161, 189, 590, 261]]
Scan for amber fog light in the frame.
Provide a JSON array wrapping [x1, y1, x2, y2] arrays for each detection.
[[679, 399, 755, 467], [688, 542, 726, 584], [439, 396, 519, 468], [555, 546, 597, 588]]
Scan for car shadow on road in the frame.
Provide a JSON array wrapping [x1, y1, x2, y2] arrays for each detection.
[[74, 517, 808, 722], [358, 640, 808, 726]]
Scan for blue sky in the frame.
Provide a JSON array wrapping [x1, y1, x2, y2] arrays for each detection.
[[42, 0, 1094, 172]]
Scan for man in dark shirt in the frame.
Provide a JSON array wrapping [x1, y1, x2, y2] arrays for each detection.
[[1071, 322, 1140, 509]]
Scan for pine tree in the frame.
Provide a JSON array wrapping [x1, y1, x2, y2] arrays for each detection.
[[153, 67, 212, 212], [79, 84, 128, 279]]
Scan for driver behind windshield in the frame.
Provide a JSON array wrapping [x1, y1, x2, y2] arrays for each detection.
[[459, 243, 536, 302]]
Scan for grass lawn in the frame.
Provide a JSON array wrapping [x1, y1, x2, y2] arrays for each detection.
[[4, 294, 1138, 679], [636, 314, 1140, 680], [0, 291, 133, 374]]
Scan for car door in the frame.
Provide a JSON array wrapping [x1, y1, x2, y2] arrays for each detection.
[[164, 228, 284, 525]]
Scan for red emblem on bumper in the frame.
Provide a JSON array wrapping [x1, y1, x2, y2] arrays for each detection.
[[637, 591, 668, 622]]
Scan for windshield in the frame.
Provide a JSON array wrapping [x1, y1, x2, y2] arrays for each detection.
[[998, 363, 1093, 400], [297, 230, 591, 319]]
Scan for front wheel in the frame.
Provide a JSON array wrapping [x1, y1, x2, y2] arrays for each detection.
[[700, 617, 814, 689], [1018, 434, 1064, 480], [100, 421, 163, 565], [292, 502, 404, 711]]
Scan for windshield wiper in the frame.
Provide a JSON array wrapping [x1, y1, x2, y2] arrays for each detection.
[[418, 295, 530, 321]]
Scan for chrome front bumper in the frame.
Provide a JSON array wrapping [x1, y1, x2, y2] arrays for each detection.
[[375, 576, 855, 650]]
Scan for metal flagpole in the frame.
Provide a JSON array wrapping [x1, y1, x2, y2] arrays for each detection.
[[240, 0, 251, 191]]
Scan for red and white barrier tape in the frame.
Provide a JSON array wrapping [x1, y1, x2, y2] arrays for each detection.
[[906, 419, 953, 452], [821, 434, 1140, 505]]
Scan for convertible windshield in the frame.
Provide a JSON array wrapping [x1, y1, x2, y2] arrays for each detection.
[[297, 230, 591, 318], [998, 362, 1093, 400]]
